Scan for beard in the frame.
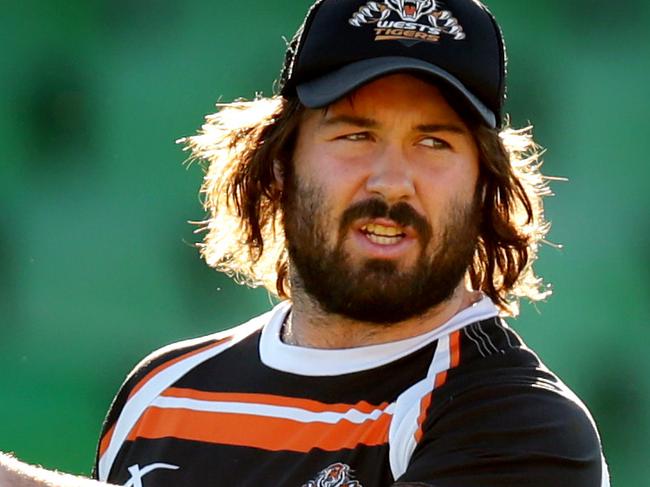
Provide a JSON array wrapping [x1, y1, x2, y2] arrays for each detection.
[[282, 176, 481, 325]]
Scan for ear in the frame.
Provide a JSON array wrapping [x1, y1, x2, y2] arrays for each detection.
[[272, 158, 285, 192]]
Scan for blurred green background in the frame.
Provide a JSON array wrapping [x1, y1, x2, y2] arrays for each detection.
[[1, 1, 648, 485]]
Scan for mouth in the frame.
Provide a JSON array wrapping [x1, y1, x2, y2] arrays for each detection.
[[338, 198, 429, 259], [360, 221, 407, 246], [345, 217, 420, 261], [403, 1, 417, 18]]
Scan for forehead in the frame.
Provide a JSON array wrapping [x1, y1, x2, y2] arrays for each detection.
[[306, 74, 469, 127]]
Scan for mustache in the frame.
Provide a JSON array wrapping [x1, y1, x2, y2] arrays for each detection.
[[339, 199, 432, 245]]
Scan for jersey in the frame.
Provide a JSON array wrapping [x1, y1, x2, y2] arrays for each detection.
[[94, 297, 609, 486]]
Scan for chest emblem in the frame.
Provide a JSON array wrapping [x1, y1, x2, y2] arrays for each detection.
[[303, 462, 362, 487]]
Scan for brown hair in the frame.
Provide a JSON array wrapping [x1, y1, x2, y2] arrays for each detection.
[[180, 95, 552, 316]]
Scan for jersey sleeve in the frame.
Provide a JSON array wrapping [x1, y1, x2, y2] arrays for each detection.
[[90, 335, 225, 480], [395, 380, 605, 487]]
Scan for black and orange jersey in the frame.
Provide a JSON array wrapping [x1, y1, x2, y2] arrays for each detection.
[[93, 297, 609, 487]]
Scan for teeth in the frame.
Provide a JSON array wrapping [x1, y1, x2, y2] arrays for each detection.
[[366, 234, 401, 245], [362, 223, 404, 237]]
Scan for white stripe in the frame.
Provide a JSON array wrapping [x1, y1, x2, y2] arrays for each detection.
[[495, 319, 515, 348], [388, 334, 451, 480], [476, 323, 500, 354], [151, 396, 394, 424], [97, 316, 266, 482], [463, 327, 486, 357], [466, 325, 489, 355]]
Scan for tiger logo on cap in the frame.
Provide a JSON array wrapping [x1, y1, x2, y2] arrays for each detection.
[[349, 0, 465, 43], [386, 0, 437, 22]]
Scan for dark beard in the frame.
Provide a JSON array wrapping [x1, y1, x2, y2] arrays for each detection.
[[282, 177, 480, 325]]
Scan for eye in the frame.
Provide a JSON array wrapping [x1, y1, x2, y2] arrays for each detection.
[[418, 136, 451, 149], [337, 132, 372, 142]]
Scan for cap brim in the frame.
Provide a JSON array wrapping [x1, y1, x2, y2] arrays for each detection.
[[296, 56, 496, 128]]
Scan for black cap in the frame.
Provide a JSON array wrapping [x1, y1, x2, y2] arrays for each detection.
[[279, 0, 506, 128]]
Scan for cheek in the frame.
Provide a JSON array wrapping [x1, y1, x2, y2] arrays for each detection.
[[286, 171, 345, 247], [294, 155, 368, 218], [416, 166, 478, 225]]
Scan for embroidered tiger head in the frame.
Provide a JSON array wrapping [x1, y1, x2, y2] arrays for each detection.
[[385, 0, 437, 21], [303, 462, 362, 487]]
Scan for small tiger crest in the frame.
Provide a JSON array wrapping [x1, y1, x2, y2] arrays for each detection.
[[302, 462, 362, 487], [349, 0, 465, 44]]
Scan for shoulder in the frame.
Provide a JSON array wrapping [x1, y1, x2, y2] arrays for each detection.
[[92, 307, 279, 478], [120, 310, 270, 401], [403, 317, 606, 486], [439, 316, 602, 455], [431, 368, 602, 458]]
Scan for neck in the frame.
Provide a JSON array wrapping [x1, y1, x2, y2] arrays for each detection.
[[284, 281, 481, 349]]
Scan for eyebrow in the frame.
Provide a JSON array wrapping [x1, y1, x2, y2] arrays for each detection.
[[319, 115, 468, 134], [319, 114, 379, 129], [415, 123, 468, 134]]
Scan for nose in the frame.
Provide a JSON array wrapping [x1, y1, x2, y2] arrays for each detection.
[[365, 143, 415, 203]]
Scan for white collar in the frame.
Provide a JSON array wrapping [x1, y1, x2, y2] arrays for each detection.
[[259, 296, 499, 377]]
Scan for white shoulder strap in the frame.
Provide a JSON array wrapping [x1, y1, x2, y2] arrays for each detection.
[[388, 334, 452, 479]]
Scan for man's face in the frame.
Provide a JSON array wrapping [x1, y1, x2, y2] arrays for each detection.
[[283, 74, 481, 324]]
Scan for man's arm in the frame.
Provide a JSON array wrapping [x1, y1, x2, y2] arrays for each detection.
[[0, 454, 112, 487]]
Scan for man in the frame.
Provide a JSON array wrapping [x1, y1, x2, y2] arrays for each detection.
[[1, 0, 609, 486]]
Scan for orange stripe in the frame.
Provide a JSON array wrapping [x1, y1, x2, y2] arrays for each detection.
[[161, 388, 389, 415], [127, 337, 231, 400], [414, 386, 432, 443], [98, 423, 116, 457], [434, 370, 448, 388], [127, 406, 391, 452], [414, 330, 462, 443], [99, 337, 232, 456], [413, 370, 448, 442], [450, 329, 461, 368]]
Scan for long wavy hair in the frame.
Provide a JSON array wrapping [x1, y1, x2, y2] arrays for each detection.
[[180, 95, 552, 316]]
